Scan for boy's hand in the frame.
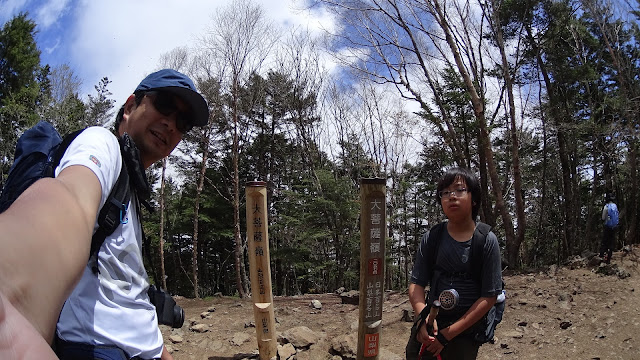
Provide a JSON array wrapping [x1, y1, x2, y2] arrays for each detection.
[[417, 316, 438, 343]]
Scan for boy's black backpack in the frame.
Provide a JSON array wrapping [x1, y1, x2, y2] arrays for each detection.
[[0, 121, 131, 265], [424, 221, 505, 344]]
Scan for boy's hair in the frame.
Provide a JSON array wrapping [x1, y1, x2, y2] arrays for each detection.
[[436, 167, 482, 220], [113, 92, 146, 134]]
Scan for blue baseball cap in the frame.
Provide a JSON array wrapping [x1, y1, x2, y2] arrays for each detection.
[[135, 69, 209, 127]]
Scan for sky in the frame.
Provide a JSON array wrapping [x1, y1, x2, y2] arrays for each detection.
[[0, 0, 334, 107]]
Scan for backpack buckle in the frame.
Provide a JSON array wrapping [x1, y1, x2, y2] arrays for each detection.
[[120, 203, 129, 224]]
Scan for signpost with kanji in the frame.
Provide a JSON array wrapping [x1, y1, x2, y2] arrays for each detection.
[[357, 178, 386, 359], [245, 181, 277, 360]]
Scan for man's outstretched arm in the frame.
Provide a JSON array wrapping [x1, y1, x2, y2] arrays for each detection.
[[0, 165, 101, 345]]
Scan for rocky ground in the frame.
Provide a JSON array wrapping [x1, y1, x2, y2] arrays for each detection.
[[161, 245, 640, 360]]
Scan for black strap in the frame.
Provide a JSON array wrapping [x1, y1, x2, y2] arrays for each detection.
[[427, 221, 492, 293], [51, 129, 131, 268], [90, 159, 131, 268], [470, 222, 491, 283], [425, 222, 446, 284], [435, 331, 449, 346], [51, 128, 85, 170]]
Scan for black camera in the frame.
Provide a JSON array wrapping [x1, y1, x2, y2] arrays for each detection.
[[147, 285, 184, 328]]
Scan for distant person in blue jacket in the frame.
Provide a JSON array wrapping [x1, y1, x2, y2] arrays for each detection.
[[600, 194, 619, 264]]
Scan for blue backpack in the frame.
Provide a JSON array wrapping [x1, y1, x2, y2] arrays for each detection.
[[605, 203, 619, 228], [0, 121, 131, 264]]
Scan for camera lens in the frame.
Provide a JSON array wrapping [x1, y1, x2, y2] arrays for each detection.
[[172, 305, 185, 328]]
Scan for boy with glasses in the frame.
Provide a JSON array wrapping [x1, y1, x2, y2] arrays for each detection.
[[0, 69, 208, 360], [406, 167, 503, 360]]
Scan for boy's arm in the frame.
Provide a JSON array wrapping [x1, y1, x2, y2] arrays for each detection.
[[0, 165, 101, 344], [408, 283, 427, 315], [439, 295, 497, 341], [409, 283, 438, 344]]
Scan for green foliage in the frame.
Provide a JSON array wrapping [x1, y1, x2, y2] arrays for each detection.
[[4, 2, 640, 298], [86, 77, 116, 127], [0, 13, 45, 182]]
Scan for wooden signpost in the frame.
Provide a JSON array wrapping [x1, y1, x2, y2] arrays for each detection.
[[357, 178, 386, 359], [245, 181, 277, 360]]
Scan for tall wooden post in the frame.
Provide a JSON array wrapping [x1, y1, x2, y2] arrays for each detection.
[[357, 178, 386, 359], [245, 181, 277, 360]]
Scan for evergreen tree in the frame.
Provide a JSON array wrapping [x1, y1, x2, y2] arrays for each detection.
[[0, 13, 44, 182]]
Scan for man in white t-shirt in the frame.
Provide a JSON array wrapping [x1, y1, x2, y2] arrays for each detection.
[[0, 69, 209, 360]]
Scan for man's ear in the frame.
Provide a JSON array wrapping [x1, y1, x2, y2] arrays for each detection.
[[122, 94, 137, 120]]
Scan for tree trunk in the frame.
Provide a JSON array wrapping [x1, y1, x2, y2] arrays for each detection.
[[191, 126, 211, 299], [490, 0, 526, 267], [232, 78, 248, 298], [431, 0, 516, 264], [525, 22, 576, 260]]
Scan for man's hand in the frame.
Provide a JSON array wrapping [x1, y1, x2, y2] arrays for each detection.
[[0, 292, 58, 360], [160, 345, 175, 360]]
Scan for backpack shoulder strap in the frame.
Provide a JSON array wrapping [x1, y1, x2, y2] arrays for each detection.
[[425, 222, 446, 285], [51, 128, 85, 167], [470, 222, 492, 283], [90, 155, 131, 273]]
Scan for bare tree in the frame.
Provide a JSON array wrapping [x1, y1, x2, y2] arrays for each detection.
[[200, 0, 278, 298], [319, 0, 517, 262], [484, 0, 527, 267], [156, 47, 193, 294]]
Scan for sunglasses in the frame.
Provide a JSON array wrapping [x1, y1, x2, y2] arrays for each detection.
[[145, 91, 194, 133]]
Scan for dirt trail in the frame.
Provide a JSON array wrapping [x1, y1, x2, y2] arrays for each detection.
[[162, 246, 640, 359]]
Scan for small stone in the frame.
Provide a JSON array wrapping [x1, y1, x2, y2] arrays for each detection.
[[310, 299, 322, 310], [168, 335, 183, 344], [560, 321, 572, 329], [190, 324, 208, 333]]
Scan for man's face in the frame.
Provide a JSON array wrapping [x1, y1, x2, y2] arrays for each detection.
[[120, 91, 191, 168]]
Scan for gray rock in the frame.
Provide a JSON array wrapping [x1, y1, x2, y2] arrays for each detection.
[[200, 311, 212, 319], [330, 333, 357, 359], [617, 268, 631, 279], [168, 334, 183, 343], [340, 290, 360, 305], [279, 326, 319, 348], [230, 332, 251, 346], [588, 256, 603, 267], [189, 324, 208, 333], [310, 299, 322, 310], [504, 330, 524, 339], [277, 343, 296, 360]]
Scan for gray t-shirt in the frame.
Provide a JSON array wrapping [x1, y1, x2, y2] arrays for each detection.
[[411, 222, 503, 318]]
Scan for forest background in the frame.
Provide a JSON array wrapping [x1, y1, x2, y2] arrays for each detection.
[[1, 0, 638, 300]]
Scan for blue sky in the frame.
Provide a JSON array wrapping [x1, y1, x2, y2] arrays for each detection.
[[0, 0, 332, 108]]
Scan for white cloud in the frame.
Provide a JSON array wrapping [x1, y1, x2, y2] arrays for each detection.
[[61, 0, 335, 108], [0, 0, 29, 24], [35, 0, 70, 28], [1, 0, 336, 112]]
